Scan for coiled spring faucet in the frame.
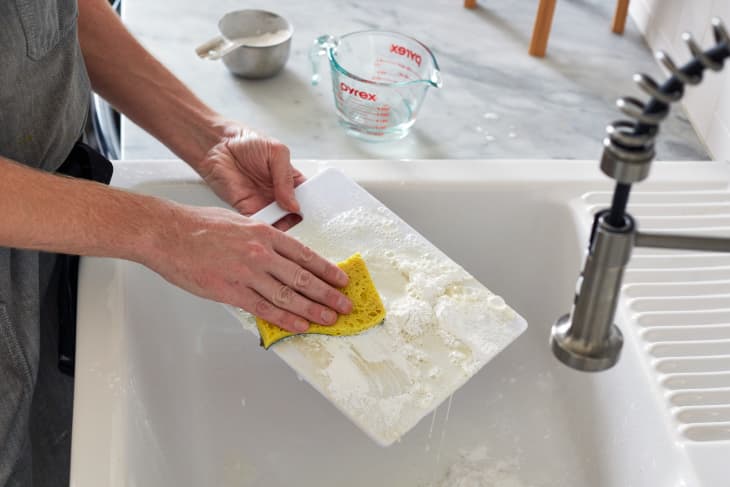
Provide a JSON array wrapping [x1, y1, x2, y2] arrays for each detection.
[[551, 18, 730, 372]]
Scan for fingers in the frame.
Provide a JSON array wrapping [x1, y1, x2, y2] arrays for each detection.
[[240, 287, 311, 333], [269, 254, 352, 315], [293, 169, 306, 187], [252, 274, 341, 329], [268, 143, 299, 213], [272, 231, 350, 290]]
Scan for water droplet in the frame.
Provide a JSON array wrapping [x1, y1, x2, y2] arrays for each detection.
[[485, 135, 495, 142], [508, 132, 517, 138], [483, 112, 500, 120]]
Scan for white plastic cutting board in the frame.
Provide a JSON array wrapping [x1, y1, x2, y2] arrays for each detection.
[[228, 168, 527, 446]]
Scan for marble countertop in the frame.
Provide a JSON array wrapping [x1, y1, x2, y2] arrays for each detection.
[[121, 0, 708, 161]]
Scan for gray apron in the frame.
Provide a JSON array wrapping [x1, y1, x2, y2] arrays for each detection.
[[0, 1, 93, 485]]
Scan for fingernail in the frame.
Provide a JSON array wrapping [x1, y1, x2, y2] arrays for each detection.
[[338, 296, 352, 313], [294, 318, 309, 332], [320, 309, 337, 324], [338, 269, 349, 286]]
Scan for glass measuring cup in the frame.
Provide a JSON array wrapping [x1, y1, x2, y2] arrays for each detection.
[[310, 31, 442, 141]]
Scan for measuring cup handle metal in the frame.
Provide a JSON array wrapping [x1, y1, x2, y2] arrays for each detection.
[[196, 35, 238, 60], [309, 34, 338, 86]]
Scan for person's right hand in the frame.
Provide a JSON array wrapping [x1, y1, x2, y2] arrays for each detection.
[[143, 204, 352, 332]]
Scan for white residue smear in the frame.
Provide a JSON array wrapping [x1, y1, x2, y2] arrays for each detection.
[[231, 29, 290, 47], [233, 205, 524, 444], [435, 447, 532, 487]]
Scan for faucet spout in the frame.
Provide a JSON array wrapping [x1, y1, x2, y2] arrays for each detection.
[[550, 210, 632, 371], [552, 17, 729, 372]]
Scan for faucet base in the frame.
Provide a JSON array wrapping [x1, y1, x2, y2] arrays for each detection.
[[550, 314, 623, 372]]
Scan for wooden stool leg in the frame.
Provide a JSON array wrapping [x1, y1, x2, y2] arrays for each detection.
[[612, 0, 630, 34], [529, 0, 558, 57], [464, 0, 477, 9]]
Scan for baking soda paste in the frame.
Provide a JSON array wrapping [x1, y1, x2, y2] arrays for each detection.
[[233, 206, 524, 445]]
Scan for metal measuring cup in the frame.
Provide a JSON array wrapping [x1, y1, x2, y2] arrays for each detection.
[[196, 10, 293, 79]]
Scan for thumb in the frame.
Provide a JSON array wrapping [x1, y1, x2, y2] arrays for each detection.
[[269, 144, 300, 213]]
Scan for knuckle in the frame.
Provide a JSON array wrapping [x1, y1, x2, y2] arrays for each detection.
[[322, 263, 340, 282], [325, 288, 343, 307], [271, 142, 291, 159], [293, 267, 313, 290], [273, 284, 294, 307], [299, 244, 315, 264], [271, 228, 289, 247], [306, 302, 325, 321], [246, 241, 271, 262], [192, 272, 211, 291], [254, 298, 273, 316]]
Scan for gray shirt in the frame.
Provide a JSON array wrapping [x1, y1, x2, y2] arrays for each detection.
[[0, 0, 91, 171]]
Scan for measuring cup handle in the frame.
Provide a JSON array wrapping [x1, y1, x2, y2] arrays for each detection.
[[309, 34, 337, 86], [195, 35, 236, 60]]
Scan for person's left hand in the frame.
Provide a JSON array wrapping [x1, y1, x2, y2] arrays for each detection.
[[195, 124, 306, 218]]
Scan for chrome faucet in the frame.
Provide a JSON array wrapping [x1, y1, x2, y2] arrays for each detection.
[[551, 18, 730, 372]]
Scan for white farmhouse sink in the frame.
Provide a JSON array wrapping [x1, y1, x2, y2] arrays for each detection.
[[71, 160, 730, 486]]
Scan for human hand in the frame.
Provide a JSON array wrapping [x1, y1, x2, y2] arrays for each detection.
[[194, 123, 305, 219], [144, 205, 352, 332]]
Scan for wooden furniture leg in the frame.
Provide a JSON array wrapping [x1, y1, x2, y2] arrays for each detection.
[[464, 0, 477, 9], [612, 0, 630, 34], [529, 0, 557, 57]]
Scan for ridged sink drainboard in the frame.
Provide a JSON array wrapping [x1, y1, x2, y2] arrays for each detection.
[[585, 188, 730, 447]]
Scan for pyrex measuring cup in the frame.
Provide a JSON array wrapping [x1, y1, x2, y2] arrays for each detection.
[[310, 31, 442, 141]]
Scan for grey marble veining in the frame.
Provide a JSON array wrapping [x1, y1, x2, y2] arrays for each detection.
[[121, 0, 708, 161]]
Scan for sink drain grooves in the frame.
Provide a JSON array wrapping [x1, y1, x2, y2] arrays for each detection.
[[680, 423, 730, 442], [642, 325, 730, 343], [581, 186, 730, 444], [657, 357, 730, 374], [630, 296, 730, 312], [624, 267, 730, 284], [636, 310, 730, 327], [625, 281, 730, 298], [674, 405, 730, 424], [649, 339, 730, 359], [669, 388, 730, 407], [661, 371, 730, 390], [629, 254, 730, 269]]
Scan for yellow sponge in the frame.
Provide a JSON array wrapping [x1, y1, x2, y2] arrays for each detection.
[[256, 253, 386, 349]]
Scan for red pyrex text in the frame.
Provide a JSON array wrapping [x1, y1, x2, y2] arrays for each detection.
[[390, 44, 422, 66], [340, 82, 377, 101]]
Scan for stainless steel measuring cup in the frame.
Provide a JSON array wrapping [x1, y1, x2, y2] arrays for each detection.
[[310, 31, 442, 141], [196, 10, 293, 79]]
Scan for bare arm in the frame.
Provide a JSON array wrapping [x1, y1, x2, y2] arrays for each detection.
[[0, 156, 161, 260], [20, 0, 352, 329], [0, 156, 350, 331], [76, 0, 306, 216], [77, 0, 220, 168]]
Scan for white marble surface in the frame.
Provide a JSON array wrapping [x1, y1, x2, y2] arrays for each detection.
[[121, 0, 708, 160]]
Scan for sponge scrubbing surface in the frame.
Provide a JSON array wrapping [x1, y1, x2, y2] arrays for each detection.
[[256, 253, 386, 349]]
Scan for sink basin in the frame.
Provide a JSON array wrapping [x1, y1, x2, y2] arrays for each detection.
[[71, 160, 730, 486]]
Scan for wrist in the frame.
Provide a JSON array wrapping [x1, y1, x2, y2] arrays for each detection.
[[186, 117, 252, 175], [117, 193, 184, 267]]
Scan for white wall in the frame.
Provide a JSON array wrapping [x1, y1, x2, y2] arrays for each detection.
[[630, 0, 730, 161]]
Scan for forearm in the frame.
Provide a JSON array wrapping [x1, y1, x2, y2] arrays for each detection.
[[0, 156, 171, 262], [77, 0, 225, 168]]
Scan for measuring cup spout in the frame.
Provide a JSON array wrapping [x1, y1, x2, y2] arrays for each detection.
[[427, 69, 443, 89], [310, 34, 339, 86]]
